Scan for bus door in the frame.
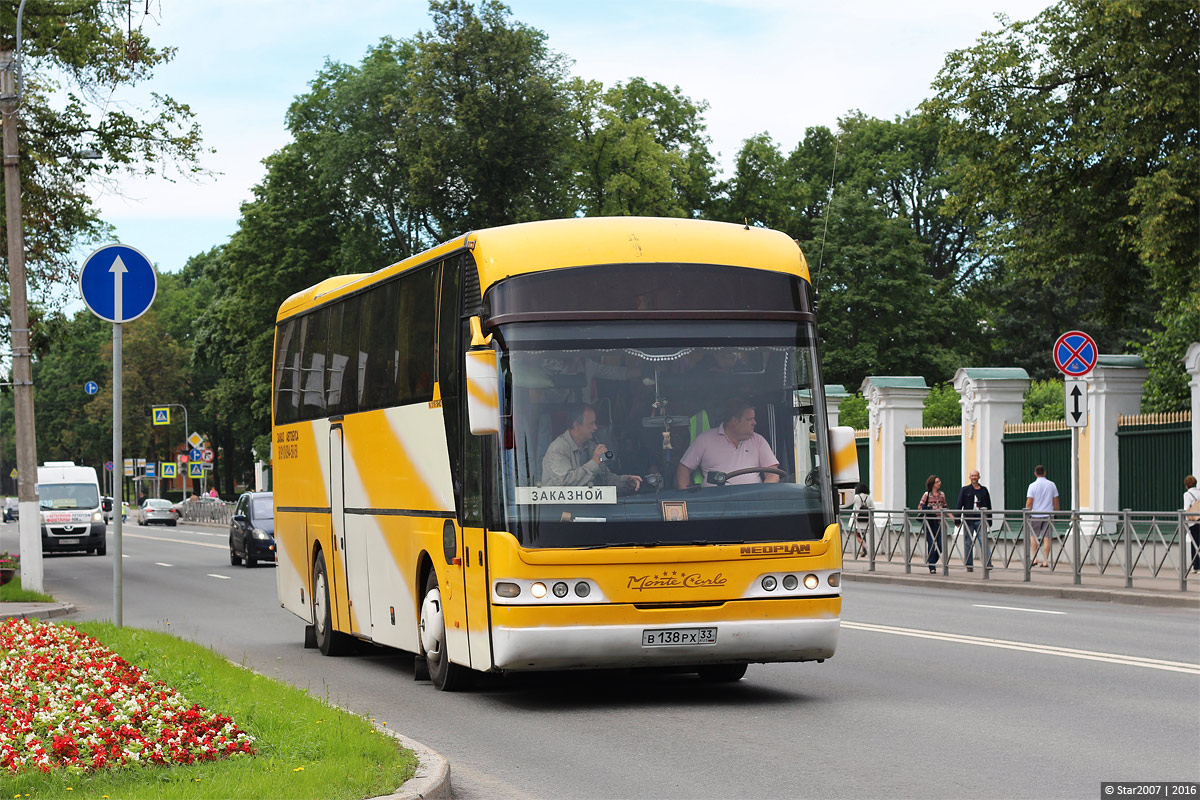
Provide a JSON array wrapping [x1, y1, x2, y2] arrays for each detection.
[[461, 523, 492, 669], [330, 425, 371, 635]]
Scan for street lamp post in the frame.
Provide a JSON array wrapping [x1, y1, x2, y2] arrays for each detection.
[[2, 0, 42, 591]]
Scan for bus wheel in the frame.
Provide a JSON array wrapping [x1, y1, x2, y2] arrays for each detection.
[[697, 663, 747, 683], [312, 550, 350, 656], [419, 571, 472, 691]]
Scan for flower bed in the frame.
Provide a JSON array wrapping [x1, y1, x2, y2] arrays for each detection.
[[0, 618, 255, 774]]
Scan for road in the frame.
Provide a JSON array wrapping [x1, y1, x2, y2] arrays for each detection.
[[4, 520, 1198, 799]]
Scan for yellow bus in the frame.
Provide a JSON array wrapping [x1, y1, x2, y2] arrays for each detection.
[[272, 217, 857, 690]]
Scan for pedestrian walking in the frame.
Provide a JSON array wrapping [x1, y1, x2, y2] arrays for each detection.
[[1183, 475, 1200, 573], [955, 470, 992, 572], [918, 475, 948, 574], [1025, 465, 1059, 568], [844, 482, 874, 557]]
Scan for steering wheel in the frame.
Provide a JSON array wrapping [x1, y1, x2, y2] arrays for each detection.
[[709, 467, 790, 486]]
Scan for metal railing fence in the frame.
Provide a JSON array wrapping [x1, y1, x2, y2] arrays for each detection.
[[840, 507, 1198, 592], [176, 499, 234, 526]]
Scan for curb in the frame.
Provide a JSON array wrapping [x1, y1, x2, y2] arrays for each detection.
[[842, 572, 1200, 609], [372, 726, 453, 800], [0, 602, 76, 620]]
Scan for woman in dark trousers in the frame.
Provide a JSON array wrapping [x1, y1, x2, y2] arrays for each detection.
[[919, 475, 948, 574], [1184, 475, 1200, 573]]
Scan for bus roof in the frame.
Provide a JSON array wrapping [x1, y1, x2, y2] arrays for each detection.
[[276, 217, 808, 321]]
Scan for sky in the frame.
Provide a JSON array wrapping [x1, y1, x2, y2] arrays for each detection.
[[85, 0, 1052, 275]]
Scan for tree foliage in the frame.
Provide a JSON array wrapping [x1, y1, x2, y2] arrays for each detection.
[[928, 0, 1199, 404], [0, 0, 205, 302]]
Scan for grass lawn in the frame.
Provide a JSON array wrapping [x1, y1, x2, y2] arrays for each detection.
[[1, 620, 418, 799], [0, 575, 56, 603]]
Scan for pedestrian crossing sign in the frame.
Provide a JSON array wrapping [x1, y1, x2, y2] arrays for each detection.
[[161, 463, 177, 478], [188, 462, 203, 478], [152, 407, 170, 425]]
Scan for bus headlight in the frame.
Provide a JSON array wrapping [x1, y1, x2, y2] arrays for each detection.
[[495, 582, 520, 598], [530, 582, 548, 599], [827, 572, 841, 587], [803, 574, 820, 590], [761, 575, 777, 591], [574, 581, 591, 598], [782, 574, 798, 591], [552, 581, 569, 598]]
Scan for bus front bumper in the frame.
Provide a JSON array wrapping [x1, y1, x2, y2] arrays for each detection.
[[491, 615, 839, 671]]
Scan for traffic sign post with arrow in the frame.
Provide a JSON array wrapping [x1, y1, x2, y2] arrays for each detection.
[[1052, 330, 1097, 587], [1065, 379, 1088, 428], [79, 243, 158, 628]]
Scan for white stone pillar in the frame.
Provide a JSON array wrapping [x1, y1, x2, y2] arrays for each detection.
[[824, 385, 849, 428], [952, 368, 1029, 513], [1187, 342, 1200, 476], [1084, 355, 1148, 514], [861, 377, 929, 511]]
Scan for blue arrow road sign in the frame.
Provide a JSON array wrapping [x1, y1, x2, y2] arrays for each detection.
[[190, 448, 203, 461], [84, 381, 98, 395], [79, 244, 157, 323]]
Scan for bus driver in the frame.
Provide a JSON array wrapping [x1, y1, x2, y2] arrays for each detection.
[[675, 398, 780, 489], [541, 405, 643, 492]]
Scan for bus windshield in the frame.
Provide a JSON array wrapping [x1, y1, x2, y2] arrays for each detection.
[[497, 320, 833, 549]]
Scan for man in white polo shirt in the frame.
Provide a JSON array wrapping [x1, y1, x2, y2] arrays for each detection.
[[675, 398, 779, 489], [1025, 464, 1060, 567]]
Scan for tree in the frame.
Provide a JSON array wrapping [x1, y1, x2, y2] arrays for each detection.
[[929, 0, 1199, 408], [406, 0, 574, 236], [923, 384, 962, 427], [0, 0, 205, 304]]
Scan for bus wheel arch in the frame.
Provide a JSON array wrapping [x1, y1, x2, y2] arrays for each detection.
[[419, 568, 473, 691], [311, 546, 351, 656]]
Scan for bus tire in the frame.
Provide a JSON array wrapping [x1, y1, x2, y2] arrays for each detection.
[[697, 663, 747, 683], [312, 549, 351, 656], [420, 570, 473, 691]]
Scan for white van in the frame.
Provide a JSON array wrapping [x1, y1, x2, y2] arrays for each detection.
[[38, 461, 106, 556]]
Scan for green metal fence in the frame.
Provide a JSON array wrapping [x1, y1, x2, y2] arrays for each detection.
[[856, 431, 869, 489], [904, 428, 961, 508], [1003, 422, 1071, 511], [1117, 412, 1191, 512]]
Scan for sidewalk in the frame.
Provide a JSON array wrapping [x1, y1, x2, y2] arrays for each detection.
[[840, 555, 1199, 608]]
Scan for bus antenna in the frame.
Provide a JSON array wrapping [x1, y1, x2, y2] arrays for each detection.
[[814, 133, 841, 279]]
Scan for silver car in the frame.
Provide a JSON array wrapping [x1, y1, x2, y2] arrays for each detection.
[[137, 498, 180, 527]]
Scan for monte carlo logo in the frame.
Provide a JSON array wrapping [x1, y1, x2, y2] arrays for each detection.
[[627, 570, 729, 591]]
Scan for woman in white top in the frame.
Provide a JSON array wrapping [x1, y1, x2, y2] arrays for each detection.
[[1184, 475, 1200, 573]]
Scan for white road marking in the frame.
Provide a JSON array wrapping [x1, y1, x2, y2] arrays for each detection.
[[154, 562, 173, 567], [123, 532, 226, 550], [973, 604, 1066, 615], [207, 574, 231, 580], [842, 620, 1200, 675]]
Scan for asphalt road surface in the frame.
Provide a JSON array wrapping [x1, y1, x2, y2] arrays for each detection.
[[5, 520, 1198, 799]]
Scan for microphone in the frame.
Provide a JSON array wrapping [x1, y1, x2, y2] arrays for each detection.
[[603, 449, 615, 460]]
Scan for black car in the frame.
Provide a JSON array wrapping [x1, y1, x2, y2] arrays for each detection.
[[229, 491, 275, 567]]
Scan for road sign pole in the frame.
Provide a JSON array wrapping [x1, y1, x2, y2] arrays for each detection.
[[113, 322, 123, 627], [1072, 426, 1081, 585]]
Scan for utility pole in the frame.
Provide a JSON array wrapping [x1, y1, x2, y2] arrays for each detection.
[[1, 47, 41, 592]]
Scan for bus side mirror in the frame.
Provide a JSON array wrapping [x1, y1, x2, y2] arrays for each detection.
[[829, 426, 859, 488], [465, 348, 500, 435]]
